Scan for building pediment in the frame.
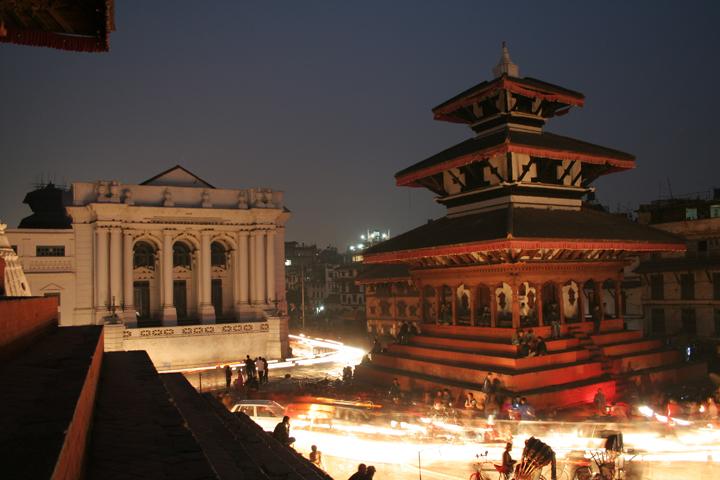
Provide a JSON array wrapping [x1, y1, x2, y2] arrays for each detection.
[[141, 165, 215, 189]]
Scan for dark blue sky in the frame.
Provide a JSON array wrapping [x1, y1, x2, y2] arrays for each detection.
[[1, 1, 719, 248]]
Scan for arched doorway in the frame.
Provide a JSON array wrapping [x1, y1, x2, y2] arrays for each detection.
[[440, 285, 452, 324], [518, 282, 538, 327], [456, 284, 471, 325], [422, 285, 436, 323], [495, 282, 513, 328], [172, 241, 195, 321], [211, 241, 230, 320], [541, 282, 559, 327], [476, 284, 491, 326], [562, 280, 580, 324], [602, 279, 617, 318], [132, 240, 159, 326]]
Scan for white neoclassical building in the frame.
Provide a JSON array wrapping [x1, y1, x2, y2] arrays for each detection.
[[6, 166, 290, 368]]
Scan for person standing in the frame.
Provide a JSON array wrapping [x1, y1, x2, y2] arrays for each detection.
[[365, 465, 376, 479], [592, 305, 602, 334], [255, 357, 265, 383], [224, 365, 232, 391], [262, 357, 269, 383], [594, 388, 607, 416]]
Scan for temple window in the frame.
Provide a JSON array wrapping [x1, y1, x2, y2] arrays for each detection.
[[379, 300, 391, 317], [562, 281, 580, 323], [651, 308, 665, 334], [681, 308, 697, 334], [397, 300, 407, 317], [541, 282, 559, 326], [495, 283, 513, 328], [650, 274, 664, 300], [173, 243, 192, 268], [476, 284, 491, 326], [456, 284, 470, 324], [133, 241, 156, 269], [680, 273, 695, 300]]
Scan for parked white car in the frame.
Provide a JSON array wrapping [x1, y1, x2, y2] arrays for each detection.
[[230, 400, 285, 431]]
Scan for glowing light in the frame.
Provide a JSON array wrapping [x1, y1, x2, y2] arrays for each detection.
[[638, 405, 654, 417]]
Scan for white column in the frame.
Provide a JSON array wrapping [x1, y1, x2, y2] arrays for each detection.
[[266, 229, 276, 305], [276, 226, 287, 314], [95, 227, 109, 323], [199, 230, 215, 323], [255, 230, 266, 305], [122, 231, 136, 326], [238, 231, 249, 305], [161, 230, 177, 325], [110, 227, 123, 310], [232, 240, 241, 314], [249, 230, 257, 304]]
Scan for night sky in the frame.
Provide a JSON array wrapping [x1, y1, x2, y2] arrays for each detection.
[[1, 1, 719, 249]]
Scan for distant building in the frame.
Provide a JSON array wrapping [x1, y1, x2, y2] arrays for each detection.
[[635, 190, 720, 337]]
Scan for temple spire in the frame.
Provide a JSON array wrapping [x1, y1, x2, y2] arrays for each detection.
[[492, 41, 519, 78]]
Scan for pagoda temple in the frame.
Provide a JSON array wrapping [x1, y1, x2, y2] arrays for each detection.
[[356, 45, 706, 409]]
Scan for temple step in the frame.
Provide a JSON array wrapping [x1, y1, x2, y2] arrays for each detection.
[[370, 351, 604, 391]]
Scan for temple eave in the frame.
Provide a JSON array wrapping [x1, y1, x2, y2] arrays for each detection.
[[364, 239, 685, 265], [397, 143, 635, 187]]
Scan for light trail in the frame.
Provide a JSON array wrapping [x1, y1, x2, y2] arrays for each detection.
[[158, 332, 365, 374]]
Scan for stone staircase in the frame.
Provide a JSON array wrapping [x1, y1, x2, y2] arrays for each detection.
[[357, 320, 707, 412]]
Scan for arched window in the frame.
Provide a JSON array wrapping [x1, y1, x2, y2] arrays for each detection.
[[173, 243, 192, 268], [133, 241, 155, 269], [211, 242, 227, 268]]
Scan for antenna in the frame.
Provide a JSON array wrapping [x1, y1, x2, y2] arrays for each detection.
[[666, 178, 674, 198]]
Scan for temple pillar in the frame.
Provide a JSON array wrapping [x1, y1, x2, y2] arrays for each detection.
[[417, 280, 425, 323], [558, 282, 566, 325], [238, 231, 249, 305], [536, 284, 543, 327], [266, 229, 276, 306], [95, 227, 109, 323], [469, 285, 477, 327], [451, 285, 458, 326], [161, 230, 177, 325], [231, 239, 240, 313], [198, 230, 215, 323], [511, 279, 520, 330], [490, 284, 497, 328], [109, 227, 123, 311], [434, 287, 441, 325], [122, 230, 136, 327]]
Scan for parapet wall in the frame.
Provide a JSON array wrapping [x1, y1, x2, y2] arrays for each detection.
[[107, 317, 288, 371], [0, 296, 58, 355]]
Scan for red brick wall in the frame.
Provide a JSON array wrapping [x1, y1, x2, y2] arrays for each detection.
[[0, 296, 58, 353], [51, 331, 104, 480]]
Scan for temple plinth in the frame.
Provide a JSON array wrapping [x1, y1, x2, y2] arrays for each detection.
[[356, 45, 706, 410]]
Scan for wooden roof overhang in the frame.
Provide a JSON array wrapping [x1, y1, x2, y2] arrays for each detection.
[[0, 0, 114, 53], [433, 75, 585, 124], [364, 238, 686, 266], [396, 141, 635, 188]]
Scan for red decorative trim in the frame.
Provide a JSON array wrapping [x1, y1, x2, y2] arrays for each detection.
[[356, 275, 410, 285], [433, 77, 584, 120], [396, 142, 634, 187], [364, 239, 685, 264]]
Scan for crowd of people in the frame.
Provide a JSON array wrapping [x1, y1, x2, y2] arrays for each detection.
[[405, 372, 538, 421], [511, 328, 547, 357], [222, 355, 271, 392]]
